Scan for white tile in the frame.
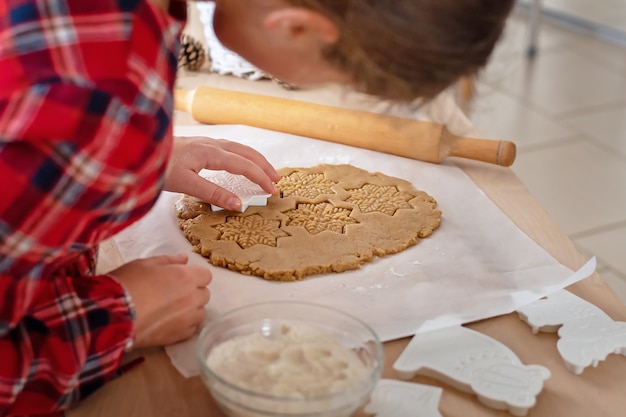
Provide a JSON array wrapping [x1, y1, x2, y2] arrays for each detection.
[[484, 49, 626, 116], [596, 12, 626, 35], [490, 9, 575, 60], [543, 0, 626, 24], [511, 139, 626, 235], [564, 106, 626, 158], [575, 225, 626, 276], [479, 11, 578, 85], [525, 0, 626, 36], [561, 32, 626, 73], [539, 27, 625, 70], [480, 6, 601, 81], [467, 83, 574, 148], [597, 268, 626, 305]]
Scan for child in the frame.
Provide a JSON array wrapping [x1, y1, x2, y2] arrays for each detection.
[[0, 0, 513, 414]]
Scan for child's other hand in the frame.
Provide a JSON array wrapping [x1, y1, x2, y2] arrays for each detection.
[[165, 136, 281, 211], [109, 254, 211, 349]]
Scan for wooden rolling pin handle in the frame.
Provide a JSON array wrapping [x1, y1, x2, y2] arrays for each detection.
[[175, 88, 193, 117], [442, 128, 517, 167]]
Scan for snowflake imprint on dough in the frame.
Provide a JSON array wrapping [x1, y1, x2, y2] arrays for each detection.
[[346, 184, 413, 216], [214, 215, 289, 249], [285, 203, 358, 235], [278, 171, 337, 199]]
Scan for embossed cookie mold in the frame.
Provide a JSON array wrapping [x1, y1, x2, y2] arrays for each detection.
[[201, 171, 272, 212], [393, 326, 550, 417], [516, 289, 626, 374], [364, 379, 443, 417]]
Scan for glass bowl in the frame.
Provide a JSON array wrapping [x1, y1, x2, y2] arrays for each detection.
[[197, 301, 384, 417]]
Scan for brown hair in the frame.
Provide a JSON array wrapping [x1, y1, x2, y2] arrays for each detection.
[[283, 0, 514, 101]]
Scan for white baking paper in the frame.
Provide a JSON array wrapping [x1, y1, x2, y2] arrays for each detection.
[[113, 124, 595, 378]]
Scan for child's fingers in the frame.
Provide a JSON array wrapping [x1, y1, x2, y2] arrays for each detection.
[[150, 253, 188, 265], [213, 140, 281, 182], [182, 171, 242, 210]]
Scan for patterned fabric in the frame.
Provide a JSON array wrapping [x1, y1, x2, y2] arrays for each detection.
[[0, 1, 184, 415]]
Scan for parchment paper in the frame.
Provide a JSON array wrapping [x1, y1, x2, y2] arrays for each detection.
[[113, 124, 594, 377]]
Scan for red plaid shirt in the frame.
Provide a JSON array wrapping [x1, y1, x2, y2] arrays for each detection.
[[0, 1, 184, 415]]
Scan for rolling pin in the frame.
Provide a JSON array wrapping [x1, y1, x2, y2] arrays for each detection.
[[174, 86, 516, 166]]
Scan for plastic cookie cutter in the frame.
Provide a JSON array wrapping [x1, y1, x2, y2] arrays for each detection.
[[516, 289, 626, 375], [393, 326, 550, 417], [364, 379, 443, 417], [201, 170, 272, 212]]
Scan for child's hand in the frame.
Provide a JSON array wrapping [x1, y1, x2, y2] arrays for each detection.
[[109, 254, 211, 349], [165, 136, 281, 210]]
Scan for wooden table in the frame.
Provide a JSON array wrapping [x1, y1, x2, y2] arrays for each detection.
[[69, 74, 626, 417]]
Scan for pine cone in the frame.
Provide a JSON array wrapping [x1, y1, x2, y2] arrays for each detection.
[[178, 34, 207, 71]]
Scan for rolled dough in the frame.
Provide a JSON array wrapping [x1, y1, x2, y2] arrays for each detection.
[[176, 164, 441, 281]]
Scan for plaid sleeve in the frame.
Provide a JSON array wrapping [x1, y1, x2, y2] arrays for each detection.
[[0, 268, 135, 415], [0, 0, 183, 414]]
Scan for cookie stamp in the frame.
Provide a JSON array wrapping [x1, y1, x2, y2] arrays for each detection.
[[364, 379, 443, 417], [517, 289, 626, 374], [393, 326, 550, 416], [201, 171, 272, 212]]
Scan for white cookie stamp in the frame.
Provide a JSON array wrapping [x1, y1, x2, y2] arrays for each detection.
[[516, 289, 626, 375], [393, 326, 550, 417], [201, 171, 272, 212], [364, 379, 443, 417]]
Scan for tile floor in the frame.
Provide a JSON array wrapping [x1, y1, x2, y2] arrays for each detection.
[[466, 6, 626, 302], [519, 0, 626, 42]]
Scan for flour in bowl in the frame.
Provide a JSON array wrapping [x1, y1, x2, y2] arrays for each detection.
[[206, 322, 370, 398]]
